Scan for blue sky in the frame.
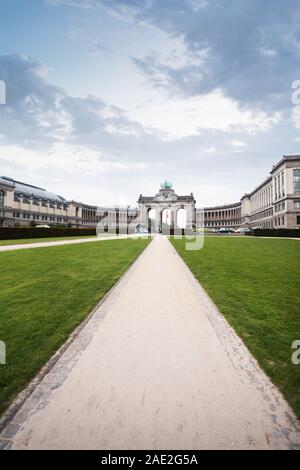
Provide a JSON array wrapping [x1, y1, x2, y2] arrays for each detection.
[[0, 0, 300, 206]]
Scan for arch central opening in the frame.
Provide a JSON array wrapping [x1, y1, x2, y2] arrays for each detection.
[[177, 208, 187, 229], [160, 208, 172, 234], [148, 208, 156, 232]]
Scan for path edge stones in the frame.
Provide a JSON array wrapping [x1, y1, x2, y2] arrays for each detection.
[[0, 237, 153, 434], [169, 237, 300, 449]]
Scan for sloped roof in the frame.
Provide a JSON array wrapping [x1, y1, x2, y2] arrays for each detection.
[[0, 176, 66, 203]]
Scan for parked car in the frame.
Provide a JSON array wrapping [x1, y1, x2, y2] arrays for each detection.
[[235, 227, 252, 234], [218, 227, 235, 234]]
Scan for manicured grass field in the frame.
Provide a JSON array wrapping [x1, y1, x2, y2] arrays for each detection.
[[171, 237, 300, 418], [0, 238, 149, 415], [0, 236, 96, 246]]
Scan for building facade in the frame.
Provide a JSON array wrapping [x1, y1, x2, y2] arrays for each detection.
[[201, 202, 242, 230], [241, 155, 300, 229], [0, 176, 99, 228], [96, 206, 139, 234], [1, 155, 300, 231], [137, 182, 197, 232]]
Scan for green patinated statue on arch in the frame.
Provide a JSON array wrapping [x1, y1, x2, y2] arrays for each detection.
[[161, 180, 173, 190]]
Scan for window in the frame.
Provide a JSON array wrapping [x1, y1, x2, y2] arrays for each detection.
[[297, 216, 300, 225], [282, 172, 285, 196], [294, 169, 300, 194], [294, 201, 300, 209], [14, 193, 20, 202], [0, 190, 4, 208]]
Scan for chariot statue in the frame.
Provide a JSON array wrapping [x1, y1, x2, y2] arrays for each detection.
[[160, 180, 173, 190]]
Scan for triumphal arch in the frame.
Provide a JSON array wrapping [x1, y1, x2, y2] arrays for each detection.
[[137, 181, 196, 233]]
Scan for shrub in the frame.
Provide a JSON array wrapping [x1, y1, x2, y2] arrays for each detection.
[[248, 228, 300, 238], [0, 227, 96, 240]]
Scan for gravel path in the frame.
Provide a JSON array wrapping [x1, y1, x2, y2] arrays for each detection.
[[1, 235, 299, 450], [0, 234, 148, 252]]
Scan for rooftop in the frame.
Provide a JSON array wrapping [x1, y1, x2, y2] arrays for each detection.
[[1, 176, 67, 203], [271, 154, 300, 173]]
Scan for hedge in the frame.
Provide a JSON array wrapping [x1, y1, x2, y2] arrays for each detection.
[[248, 228, 300, 238], [0, 227, 96, 240]]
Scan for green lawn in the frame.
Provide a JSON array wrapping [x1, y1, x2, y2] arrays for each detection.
[[171, 237, 300, 418], [0, 236, 97, 246], [0, 238, 149, 415]]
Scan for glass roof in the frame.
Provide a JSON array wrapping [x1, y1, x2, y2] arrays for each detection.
[[1, 176, 67, 203]]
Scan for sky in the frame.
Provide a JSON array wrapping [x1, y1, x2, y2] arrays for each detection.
[[0, 0, 300, 207]]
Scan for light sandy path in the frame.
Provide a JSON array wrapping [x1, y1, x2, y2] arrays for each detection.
[[0, 234, 148, 252], [1, 236, 299, 450]]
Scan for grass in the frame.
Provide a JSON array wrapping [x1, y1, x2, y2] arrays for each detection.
[[171, 237, 300, 419], [0, 238, 150, 415], [0, 236, 97, 246]]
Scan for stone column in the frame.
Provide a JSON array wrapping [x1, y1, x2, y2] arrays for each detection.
[[171, 208, 176, 229], [155, 206, 161, 233], [186, 204, 193, 230]]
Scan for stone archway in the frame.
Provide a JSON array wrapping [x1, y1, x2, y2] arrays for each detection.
[[137, 182, 196, 233], [176, 207, 187, 229], [159, 207, 173, 234], [147, 208, 156, 232]]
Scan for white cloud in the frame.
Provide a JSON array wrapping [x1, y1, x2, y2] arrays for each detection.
[[0, 142, 146, 176], [260, 47, 277, 57], [204, 146, 216, 153], [292, 106, 300, 128], [129, 89, 282, 140], [231, 141, 247, 148]]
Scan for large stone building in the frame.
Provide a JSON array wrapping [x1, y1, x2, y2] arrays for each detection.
[[202, 155, 300, 230], [0, 176, 99, 228], [137, 182, 197, 232], [241, 155, 300, 229], [1, 155, 300, 231]]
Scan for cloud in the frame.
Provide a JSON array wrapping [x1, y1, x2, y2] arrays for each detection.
[[204, 146, 216, 153], [0, 34, 298, 208], [0, 53, 158, 205], [0, 142, 146, 175], [44, 0, 291, 137], [231, 141, 247, 148], [0, 53, 147, 153], [129, 89, 281, 140], [88, 0, 300, 113]]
